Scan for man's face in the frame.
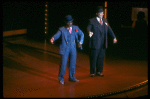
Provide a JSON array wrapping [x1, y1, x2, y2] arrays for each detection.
[[66, 21, 73, 27], [96, 12, 104, 19]]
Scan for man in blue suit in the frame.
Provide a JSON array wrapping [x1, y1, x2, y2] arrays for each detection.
[[50, 15, 84, 84], [87, 6, 117, 77]]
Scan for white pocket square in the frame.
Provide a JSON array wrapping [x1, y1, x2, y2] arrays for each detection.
[[105, 22, 108, 26]]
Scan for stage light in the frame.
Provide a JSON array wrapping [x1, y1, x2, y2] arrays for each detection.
[[104, 1, 107, 18], [104, 9, 107, 18], [45, 30, 47, 34], [45, 2, 48, 34], [105, 1, 107, 7]]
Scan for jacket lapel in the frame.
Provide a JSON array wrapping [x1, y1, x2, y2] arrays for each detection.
[[72, 26, 75, 35], [94, 17, 101, 27], [103, 18, 108, 33], [72, 25, 78, 42], [63, 26, 75, 43], [93, 17, 108, 32], [62, 27, 68, 43], [93, 17, 103, 32]]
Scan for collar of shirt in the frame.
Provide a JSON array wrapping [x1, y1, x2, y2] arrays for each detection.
[[96, 17, 103, 23], [67, 27, 72, 30]]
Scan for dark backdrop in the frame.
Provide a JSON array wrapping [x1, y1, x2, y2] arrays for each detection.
[[3, 1, 148, 39], [3, 1, 148, 60], [3, 1, 45, 40]]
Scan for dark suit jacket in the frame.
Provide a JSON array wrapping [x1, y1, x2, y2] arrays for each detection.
[[87, 17, 116, 49]]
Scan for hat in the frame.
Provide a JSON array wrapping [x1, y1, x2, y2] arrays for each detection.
[[96, 6, 104, 13], [65, 15, 73, 23]]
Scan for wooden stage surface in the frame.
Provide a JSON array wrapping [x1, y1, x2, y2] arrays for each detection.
[[3, 36, 148, 98]]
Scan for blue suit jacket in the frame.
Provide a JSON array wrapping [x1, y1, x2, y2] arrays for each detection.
[[52, 25, 84, 55], [87, 17, 116, 49]]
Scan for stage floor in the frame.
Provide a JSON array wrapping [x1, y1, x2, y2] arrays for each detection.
[[3, 36, 148, 98]]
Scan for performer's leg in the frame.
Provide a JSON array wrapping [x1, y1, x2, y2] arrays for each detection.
[[58, 48, 69, 81], [89, 49, 99, 74], [96, 48, 105, 73], [68, 47, 77, 80]]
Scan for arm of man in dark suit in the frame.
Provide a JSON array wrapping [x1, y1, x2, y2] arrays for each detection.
[[87, 20, 93, 37], [107, 25, 117, 43], [105, 19, 117, 43]]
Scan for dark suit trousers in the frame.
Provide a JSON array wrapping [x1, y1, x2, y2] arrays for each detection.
[[89, 48, 105, 74]]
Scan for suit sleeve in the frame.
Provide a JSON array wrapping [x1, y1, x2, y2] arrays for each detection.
[[52, 29, 62, 42], [77, 26, 84, 44], [87, 20, 92, 32], [106, 19, 116, 39], [108, 25, 116, 39]]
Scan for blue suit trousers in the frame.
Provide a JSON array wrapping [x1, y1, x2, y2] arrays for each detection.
[[58, 45, 77, 81]]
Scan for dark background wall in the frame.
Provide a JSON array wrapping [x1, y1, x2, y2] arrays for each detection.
[[3, 1, 148, 60], [3, 1, 148, 38], [3, 1, 45, 40]]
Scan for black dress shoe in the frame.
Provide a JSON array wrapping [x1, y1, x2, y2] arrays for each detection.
[[69, 79, 79, 82], [90, 74, 95, 77], [59, 80, 64, 84], [96, 72, 104, 77]]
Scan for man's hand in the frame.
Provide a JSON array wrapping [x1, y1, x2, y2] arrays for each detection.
[[50, 38, 54, 44], [78, 42, 82, 48], [113, 38, 117, 44], [89, 31, 93, 38]]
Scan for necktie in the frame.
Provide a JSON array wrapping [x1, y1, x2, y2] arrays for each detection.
[[100, 18, 103, 25], [68, 27, 72, 34]]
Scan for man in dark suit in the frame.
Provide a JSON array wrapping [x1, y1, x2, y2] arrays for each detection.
[[87, 6, 117, 77], [50, 15, 84, 84]]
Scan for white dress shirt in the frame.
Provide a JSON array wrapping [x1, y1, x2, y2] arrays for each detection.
[[67, 26, 72, 30], [96, 17, 103, 24]]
